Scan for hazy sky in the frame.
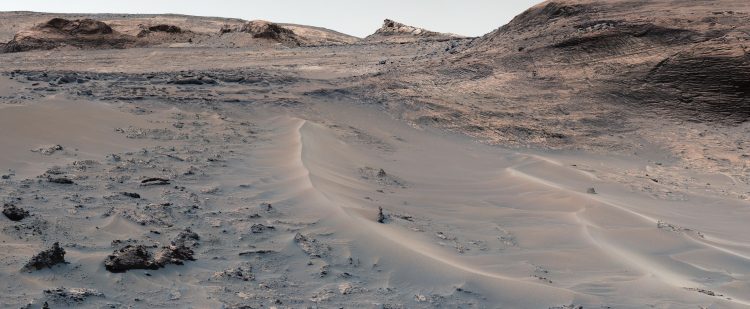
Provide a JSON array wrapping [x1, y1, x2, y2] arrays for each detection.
[[0, 1, 542, 38]]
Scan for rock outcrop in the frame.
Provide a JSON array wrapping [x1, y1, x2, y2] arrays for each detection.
[[365, 19, 463, 43], [446, 0, 750, 123], [2, 18, 141, 53], [220, 20, 301, 46]]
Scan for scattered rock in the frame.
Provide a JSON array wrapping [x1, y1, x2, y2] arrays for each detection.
[[686, 287, 723, 297], [23, 242, 67, 271], [3, 203, 29, 221]]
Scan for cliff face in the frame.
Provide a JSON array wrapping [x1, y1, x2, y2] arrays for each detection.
[[447, 0, 750, 123]]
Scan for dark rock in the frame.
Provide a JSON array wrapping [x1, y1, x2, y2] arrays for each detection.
[[3, 203, 29, 221], [23, 242, 67, 271], [41, 18, 113, 35], [377, 168, 387, 178], [104, 245, 158, 273], [261, 202, 273, 211], [120, 192, 141, 199], [586, 187, 597, 194], [48, 177, 74, 184], [377, 207, 387, 223], [140, 177, 170, 186], [170, 78, 205, 85], [250, 223, 275, 233], [148, 24, 182, 33]]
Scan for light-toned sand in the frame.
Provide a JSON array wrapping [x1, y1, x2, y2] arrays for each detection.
[[2, 88, 747, 308]]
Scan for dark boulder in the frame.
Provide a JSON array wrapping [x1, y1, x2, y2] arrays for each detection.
[[3, 203, 29, 221], [104, 245, 159, 273], [23, 242, 67, 271]]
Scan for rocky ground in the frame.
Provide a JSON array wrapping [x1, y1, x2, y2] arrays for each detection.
[[0, 1, 749, 308]]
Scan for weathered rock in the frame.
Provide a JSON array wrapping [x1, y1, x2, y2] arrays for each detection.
[[140, 177, 170, 186], [2, 18, 140, 53], [250, 223, 275, 233], [23, 242, 66, 271], [212, 266, 253, 281], [174, 228, 200, 247], [294, 233, 330, 258], [104, 245, 158, 273], [377, 207, 387, 223], [365, 19, 462, 43], [48, 177, 74, 184], [120, 192, 141, 199], [153, 244, 195, 266], [43, 287, 103, 303], [3, 203, 29, 221]]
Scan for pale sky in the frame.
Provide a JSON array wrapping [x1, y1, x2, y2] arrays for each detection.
[[0, 0, 543, 38]]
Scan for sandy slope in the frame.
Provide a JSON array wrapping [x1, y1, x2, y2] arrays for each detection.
[[0, 76, 749, 308]]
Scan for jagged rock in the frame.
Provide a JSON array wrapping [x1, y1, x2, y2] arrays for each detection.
[[153, 244, 195, 266], [43, 287, 103, 303], [242, 20, 295, 40], [294, 233, 331, 258], [23, 242, 66, 271], [212, 266, 253, 281], [3, 203, 29, 221], [221, 20, 301, 46], [104, 245, 159, 273]]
